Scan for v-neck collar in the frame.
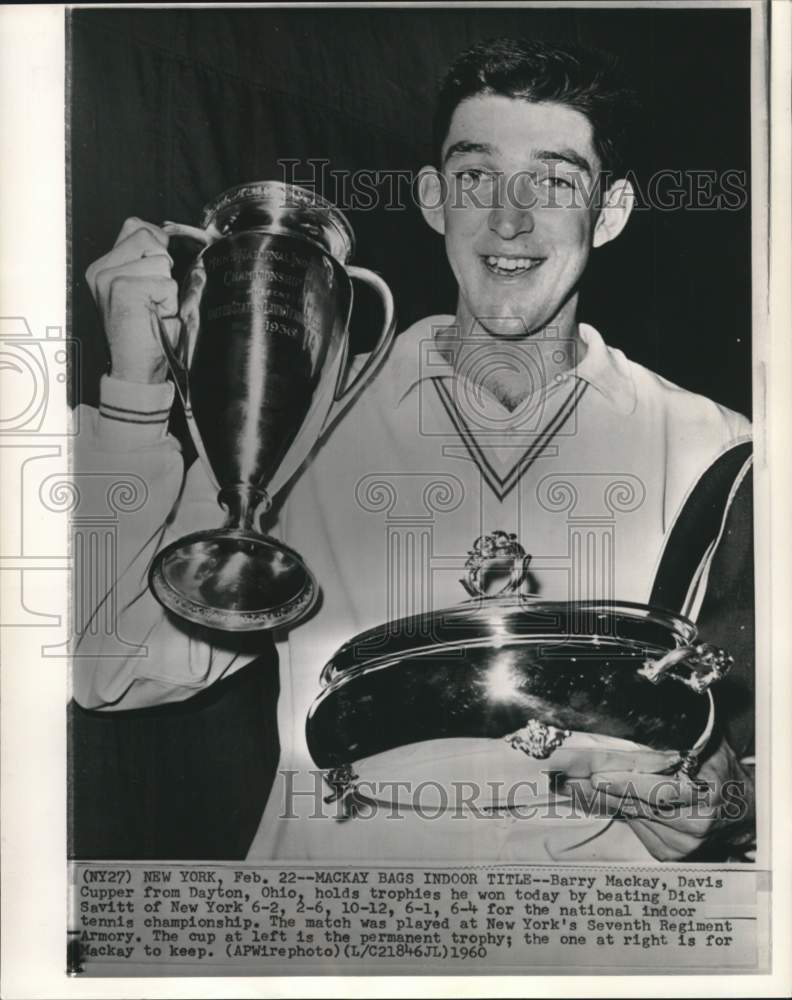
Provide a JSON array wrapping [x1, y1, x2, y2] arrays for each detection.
[[389, 316, 637, 417], [433, 376, 590, 500]]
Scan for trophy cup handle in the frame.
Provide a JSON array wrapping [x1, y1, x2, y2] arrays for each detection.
[[323, 266, 396, 432], [150, 308, 189, 408], [150, 308, 218, 491]]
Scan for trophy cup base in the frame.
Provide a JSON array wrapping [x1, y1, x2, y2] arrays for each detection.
[[149, 529, 318, 632]]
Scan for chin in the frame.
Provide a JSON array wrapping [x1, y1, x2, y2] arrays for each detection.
[[469, 303, 545, 338]]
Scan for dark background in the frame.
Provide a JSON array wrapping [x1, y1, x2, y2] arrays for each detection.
[[69, 6, 752, 417]]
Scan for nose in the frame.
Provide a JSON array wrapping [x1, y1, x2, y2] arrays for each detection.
[[488, 202, 535, 240]]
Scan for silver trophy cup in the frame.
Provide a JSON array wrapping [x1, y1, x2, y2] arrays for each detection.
[[148, 181, 396, 631]]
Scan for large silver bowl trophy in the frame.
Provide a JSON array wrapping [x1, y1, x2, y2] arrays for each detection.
[[148, 180, 395, 631], [306, 532, 733, 815]]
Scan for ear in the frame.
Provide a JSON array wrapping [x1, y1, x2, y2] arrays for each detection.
[[417, 166, 446, 236], [593, 178, 635, 248]]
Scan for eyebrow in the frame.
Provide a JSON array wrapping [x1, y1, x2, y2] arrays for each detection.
[[534, 148, 593, 176], [442, 141, 594, 177], [443, 141, 496, 166]]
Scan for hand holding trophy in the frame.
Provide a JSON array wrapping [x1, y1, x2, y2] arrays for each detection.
[[147, 181, 396, 631]]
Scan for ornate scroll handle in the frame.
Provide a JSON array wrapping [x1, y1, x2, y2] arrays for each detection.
[[460, 530, 532, 598], [323, 765, 374, 821], [505, 719, 571, 760], [638, 642, 733, 694]]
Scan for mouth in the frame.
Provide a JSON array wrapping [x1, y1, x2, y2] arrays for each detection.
[[482, 254, 544, 277]]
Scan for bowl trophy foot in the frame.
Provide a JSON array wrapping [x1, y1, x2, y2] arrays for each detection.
[[149, 528, 317, 631]]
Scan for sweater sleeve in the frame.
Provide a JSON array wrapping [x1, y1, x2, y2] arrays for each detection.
[[70, 375, 259, 710]]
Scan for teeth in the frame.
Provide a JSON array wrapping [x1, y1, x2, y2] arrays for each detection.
[[485, 255, 538, 271]]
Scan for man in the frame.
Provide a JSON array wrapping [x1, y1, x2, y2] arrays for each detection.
[[73, 38, 753, 861]]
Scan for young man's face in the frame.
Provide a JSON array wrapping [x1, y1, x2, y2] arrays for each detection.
[[424, 94, 620, 340]]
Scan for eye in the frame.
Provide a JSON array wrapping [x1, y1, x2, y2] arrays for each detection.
[[540, 174, 575, 190], [452, 168, 497, 184]]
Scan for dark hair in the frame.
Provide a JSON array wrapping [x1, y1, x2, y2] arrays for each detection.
[[433, 37, 639, 178]]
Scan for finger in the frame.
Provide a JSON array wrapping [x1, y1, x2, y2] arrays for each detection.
[[543, 818, 635, 861], [591, 771, 716, 808], [106, 275, 179, 320], [113, 216, 169, 249], [621, 800, 717, 835], [553, 782, 614, 818], [615, 815, 702, 862], [585, 783, 721, 834], [551, 777, 635, 820], [86, 229, 173, 298], [552, 746, 679, 779], [110, 227, 173, 265], [93, 255, 174, 309], [551, 776, 718, 837]]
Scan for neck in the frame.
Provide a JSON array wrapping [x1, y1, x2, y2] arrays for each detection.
[[438, 303, 586, 411]]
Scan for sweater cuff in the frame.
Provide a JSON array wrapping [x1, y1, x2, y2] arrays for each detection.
[[96, 375, 176, 448]]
